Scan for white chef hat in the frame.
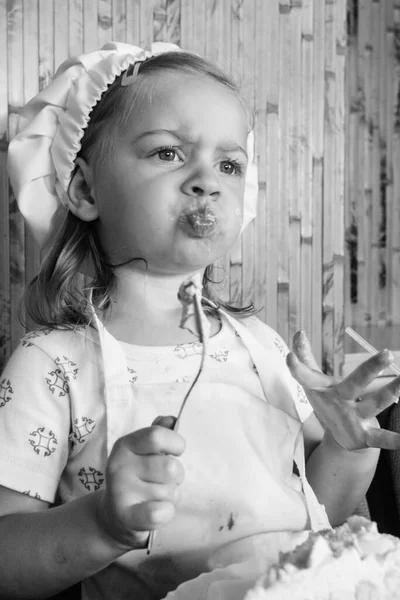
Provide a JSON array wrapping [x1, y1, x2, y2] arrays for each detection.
[[7, 41, 258, 249]]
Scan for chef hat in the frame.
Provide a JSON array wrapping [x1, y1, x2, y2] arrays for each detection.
[[7, 41, 258, 248]]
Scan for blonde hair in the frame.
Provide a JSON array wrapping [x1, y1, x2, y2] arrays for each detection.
[[24, 51, 256, 329]]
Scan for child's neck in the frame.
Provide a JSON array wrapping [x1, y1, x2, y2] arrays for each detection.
[[102, 268, 220, 346]]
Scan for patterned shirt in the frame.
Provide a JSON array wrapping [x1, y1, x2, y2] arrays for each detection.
[[0, 315, 313, 599]]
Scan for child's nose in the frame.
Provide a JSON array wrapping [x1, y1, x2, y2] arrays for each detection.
[[182, 165, 221, 198]]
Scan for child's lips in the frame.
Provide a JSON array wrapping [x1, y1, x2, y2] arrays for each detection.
[[179, 207, 217, 238]]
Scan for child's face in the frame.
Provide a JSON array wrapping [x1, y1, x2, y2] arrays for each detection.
[[91, 71, 249, 275]]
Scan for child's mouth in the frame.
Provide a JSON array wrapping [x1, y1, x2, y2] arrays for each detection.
[[179, 207, 217, 237]]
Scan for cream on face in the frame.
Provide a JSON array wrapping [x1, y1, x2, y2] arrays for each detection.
[[178, 205, 217, 238]]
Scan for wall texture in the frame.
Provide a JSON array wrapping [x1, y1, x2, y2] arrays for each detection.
[[0, 0, 347, 373], [345, 0, 400, 332]]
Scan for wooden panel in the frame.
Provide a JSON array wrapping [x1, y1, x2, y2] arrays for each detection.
[[334, 0, 346, 376], [287, 2, 302, 346], [98, 0, 112, 47], [392, 4, 400, 326], [229, 0, 245, 308], [311, 0, 324, 367], [23, 0, 41, 334], [300, 0, 314, 348], [346, 0, 400, 340], [277, 0, 291, 346], [0, 0, 10, 369], [8, 0, 25, 352], [83, 0, 98, 52], [240, 0, 256, 309]]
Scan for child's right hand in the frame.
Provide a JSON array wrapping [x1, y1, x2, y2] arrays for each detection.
[[96, 416, 185, 550]]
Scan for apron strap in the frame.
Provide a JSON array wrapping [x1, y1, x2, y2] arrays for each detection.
[[219, 310, 331, 532], [91, 311, 132, 455], [292, 430, 332, 531]]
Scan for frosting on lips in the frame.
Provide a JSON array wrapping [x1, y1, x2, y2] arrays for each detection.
[[179, 206, 217, 237]]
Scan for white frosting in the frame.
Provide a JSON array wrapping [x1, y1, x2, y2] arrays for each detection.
[[244, 517, 400, 600]]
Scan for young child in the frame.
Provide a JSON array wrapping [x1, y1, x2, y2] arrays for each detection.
[[2, 41, 400, 600]]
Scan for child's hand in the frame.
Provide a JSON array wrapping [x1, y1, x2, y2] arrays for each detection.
[[286, 331, 400, 451], [96, 416, 185, 550]]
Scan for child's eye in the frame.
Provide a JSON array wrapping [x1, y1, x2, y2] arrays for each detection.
[[219, 159, 243, 176], [152, 145, 182, 162]]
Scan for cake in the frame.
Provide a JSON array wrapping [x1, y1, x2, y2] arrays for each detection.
[[244, 516, 400, 600]]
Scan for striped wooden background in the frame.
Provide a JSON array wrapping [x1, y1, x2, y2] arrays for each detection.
[[1, 0, 348, 374], [346, 0, 400, 337]]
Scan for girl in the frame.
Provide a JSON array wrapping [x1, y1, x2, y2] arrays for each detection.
[[2, 41, 400, 600]]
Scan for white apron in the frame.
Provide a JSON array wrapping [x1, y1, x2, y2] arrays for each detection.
[[83, 311, 330, 600]]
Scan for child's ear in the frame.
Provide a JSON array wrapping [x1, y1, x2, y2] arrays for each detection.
[[67, 157, 99, 221]]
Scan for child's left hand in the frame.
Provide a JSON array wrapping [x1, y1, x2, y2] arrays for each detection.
[[286, 331, 400, 451]]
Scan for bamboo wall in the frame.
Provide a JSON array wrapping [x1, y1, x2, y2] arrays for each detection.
[[346, 0, 400, 331], [0, 0, 347, 374]]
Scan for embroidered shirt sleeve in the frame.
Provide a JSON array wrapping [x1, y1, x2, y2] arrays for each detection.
[[0, 335, 72, 503], [244, 317, 313, 423], [271, 332, 313, 423]]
